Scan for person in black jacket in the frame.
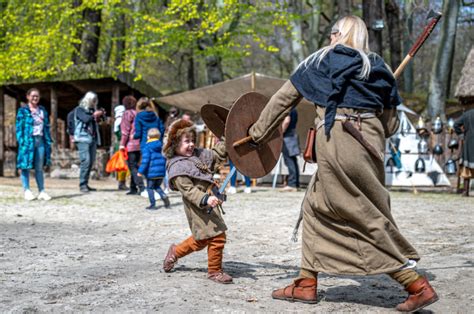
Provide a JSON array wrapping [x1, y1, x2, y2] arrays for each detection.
[[454, 109, 474, 196]]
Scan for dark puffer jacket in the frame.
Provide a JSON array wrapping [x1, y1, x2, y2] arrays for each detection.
[[138, 139, 166, 178]]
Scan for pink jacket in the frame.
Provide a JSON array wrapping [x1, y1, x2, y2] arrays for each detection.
[[120, 110, 140, 152]]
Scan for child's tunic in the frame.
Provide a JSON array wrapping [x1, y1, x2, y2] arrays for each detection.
[[167, 143, 227, 240]]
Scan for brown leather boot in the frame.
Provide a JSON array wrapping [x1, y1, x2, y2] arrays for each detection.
[[396, 277, 439, 312], [271, 278, 317, 304], [163, 244, 178, 272], [208, 271, 233, 284]]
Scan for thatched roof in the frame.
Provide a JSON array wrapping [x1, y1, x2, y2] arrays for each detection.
[[455, 47, 474, 99]]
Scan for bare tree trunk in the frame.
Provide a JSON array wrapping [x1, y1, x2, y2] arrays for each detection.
[[99, 0, 114, 66], [114, 9, 125, 67], [129, 0, 141, 74], [71, 0, 83, 65], [204, 53, 224, 84], [79, 7, 101, 64], [362, 0, 384, 56], [402, 2, 414, 93], [337, 0, 352, 17], [385, 0, 402, 73], [427, 0, 460, 121], [289, 0, 305, 67], [303, 0, 323, 55], [187, 52, 195, 90]]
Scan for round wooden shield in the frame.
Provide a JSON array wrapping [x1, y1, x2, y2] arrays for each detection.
[[225, 92, 283, 178], [200, 104, 229, 138]]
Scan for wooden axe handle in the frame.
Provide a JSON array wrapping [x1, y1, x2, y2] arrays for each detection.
[[233, 135, 253, 148], [393, 10, 442, 79]]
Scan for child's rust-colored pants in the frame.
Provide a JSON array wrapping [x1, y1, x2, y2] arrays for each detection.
[[175, 233, 226, 273]]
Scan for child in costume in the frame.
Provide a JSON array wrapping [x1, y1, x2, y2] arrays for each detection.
[[137, 128, 170, 210], [162, 119, 232, 284]]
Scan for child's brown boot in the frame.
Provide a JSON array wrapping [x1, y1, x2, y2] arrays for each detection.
[[396, 277, 439, 312], [271, 278, 317, 304], [208, 271, 233, 284], [163, 244, 178, 272]]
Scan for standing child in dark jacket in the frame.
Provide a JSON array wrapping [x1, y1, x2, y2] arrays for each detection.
[[138, 128, 170, 210], [162, 119, 232, 284]]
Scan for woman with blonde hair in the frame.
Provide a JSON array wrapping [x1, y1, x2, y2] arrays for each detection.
[[248, 16, 438, 311]]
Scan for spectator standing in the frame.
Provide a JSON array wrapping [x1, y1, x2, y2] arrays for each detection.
[[281, 108, 300, 192], [113, 103, 128, 190], [454, 109, 474, 197], [73, 91, 104, 193], [16, 88, 52, 201], [119, 96, 145, 195]]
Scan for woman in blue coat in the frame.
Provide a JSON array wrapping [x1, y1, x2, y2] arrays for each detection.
[[16, 88, 53, 201], [133, 97, 165, 148]]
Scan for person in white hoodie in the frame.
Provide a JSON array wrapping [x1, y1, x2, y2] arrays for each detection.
[[113, 104, 127, 190]]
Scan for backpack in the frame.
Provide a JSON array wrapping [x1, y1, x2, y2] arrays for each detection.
[[67, 106, 92, 143], [67, 107, 77, 136]]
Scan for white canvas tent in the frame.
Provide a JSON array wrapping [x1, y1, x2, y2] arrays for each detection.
[[385, 109, 450, 187]]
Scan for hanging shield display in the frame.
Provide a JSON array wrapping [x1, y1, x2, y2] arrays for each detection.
[[225, 92, 283, 178], [200, 104, 229, 138]]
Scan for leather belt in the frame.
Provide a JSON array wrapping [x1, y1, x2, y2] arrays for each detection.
[[317, 113, 383, 161]]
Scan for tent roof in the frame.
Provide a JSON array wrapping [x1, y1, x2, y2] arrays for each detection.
[[157, 73, 317, 150], [455, 47, 474, 99], [157, 73, 315, 112]]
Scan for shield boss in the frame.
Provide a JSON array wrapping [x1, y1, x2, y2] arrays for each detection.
[[200, 104, 229, 138], [225, 92, 283, 178]]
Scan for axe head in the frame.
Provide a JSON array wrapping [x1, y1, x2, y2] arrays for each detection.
[[426, 9, 442, 21], [225, 92, 283, 178]]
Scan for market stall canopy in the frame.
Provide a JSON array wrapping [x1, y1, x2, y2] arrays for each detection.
[[157, 73, 317, 150]]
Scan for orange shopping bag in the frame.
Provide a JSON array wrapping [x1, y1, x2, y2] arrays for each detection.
[[106, 150, 128, 173]]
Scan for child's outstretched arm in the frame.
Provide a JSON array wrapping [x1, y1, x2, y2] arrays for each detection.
[[172, 176, 213, 209]]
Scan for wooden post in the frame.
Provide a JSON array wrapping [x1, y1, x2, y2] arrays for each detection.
[[110, 84, 120, 155], [50, 86, 58, 151], [0, 86, 4, 176]]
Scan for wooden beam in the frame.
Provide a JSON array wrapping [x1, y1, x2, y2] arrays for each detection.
[[0, 86, 4, 176], [50, 86, 58, 151], [110, 84, 120, 154]]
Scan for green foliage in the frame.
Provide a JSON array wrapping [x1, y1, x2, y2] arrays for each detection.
[[0, 0, 297, 84]]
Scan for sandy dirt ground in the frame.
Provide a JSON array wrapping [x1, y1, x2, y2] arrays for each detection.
[[0, 177, 473, 313]]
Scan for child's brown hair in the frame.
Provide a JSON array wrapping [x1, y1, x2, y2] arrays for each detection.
[[163, 119, 196, 158]]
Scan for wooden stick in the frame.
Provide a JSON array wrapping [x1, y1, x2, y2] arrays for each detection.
[[393, 55, 412, 79], [393, 10, 442, 80], [233, 136, 253, 148]]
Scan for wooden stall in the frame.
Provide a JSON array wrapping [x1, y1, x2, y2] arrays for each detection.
[[0, 64, 162, 176]]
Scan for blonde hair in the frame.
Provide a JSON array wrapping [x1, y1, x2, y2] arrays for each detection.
[[79, 91, 98, 109], [147, 127, 161, 139], [298, 15, 373, 80]]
